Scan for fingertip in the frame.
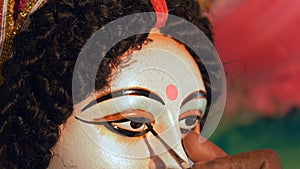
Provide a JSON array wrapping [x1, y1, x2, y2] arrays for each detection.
[[182, 131, 227, 163]]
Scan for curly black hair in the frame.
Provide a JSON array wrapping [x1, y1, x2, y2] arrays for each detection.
[[0, 0, 215, 168]]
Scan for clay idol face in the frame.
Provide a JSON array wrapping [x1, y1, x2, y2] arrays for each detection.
[[49, 34, 207, 169]]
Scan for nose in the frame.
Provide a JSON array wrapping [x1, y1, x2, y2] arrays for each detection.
[[148, 143, 190, 169], [145, 123, 191, 169]]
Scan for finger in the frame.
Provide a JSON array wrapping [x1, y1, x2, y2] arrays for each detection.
[[182, 131, 227, 163]]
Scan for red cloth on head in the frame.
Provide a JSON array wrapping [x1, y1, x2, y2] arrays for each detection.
[[150, 0, 168, 28]]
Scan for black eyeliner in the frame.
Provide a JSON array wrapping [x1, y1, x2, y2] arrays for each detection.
[[75, 116, 105, 125], [180, 90, 207, 108], [81, 88, 165, 112]]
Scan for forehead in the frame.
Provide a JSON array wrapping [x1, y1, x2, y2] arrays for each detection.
[[110, 33, 205, 102]]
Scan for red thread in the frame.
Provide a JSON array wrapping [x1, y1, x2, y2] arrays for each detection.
[[150, 0, 168, 28]]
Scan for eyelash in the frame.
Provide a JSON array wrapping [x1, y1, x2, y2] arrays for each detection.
[[76, 111, 201, 138], [103, 117, 152, 137], [103, 115, 200, 137]]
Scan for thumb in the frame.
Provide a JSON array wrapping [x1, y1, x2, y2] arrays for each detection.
[[182, 131, 227, 163]]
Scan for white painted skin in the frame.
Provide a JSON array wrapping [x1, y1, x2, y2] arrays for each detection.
[[48, 33, 207, 169]]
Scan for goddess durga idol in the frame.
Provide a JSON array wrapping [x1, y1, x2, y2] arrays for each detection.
[[0, 0, 281, 168]]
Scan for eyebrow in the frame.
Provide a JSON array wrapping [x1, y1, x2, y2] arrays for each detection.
[[81, 88, 165, 112], [180, 90, 207, 108]]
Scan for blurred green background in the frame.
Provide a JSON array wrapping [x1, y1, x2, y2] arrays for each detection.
[[211, 108, 300, 169]]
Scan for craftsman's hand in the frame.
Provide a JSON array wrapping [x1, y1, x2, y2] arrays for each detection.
[[191, 149, 282, 169], [183, 131, 282, 169]]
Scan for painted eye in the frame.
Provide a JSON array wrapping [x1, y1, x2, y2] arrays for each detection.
[[104, 117, 151, 137], [179, 115, 200, 134]]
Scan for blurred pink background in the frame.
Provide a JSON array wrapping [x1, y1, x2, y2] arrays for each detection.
[[211, 1, 300, 168], [212, 0, 300, 116]]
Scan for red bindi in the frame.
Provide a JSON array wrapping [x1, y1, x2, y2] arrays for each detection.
[[166, 84, 178, 100]]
